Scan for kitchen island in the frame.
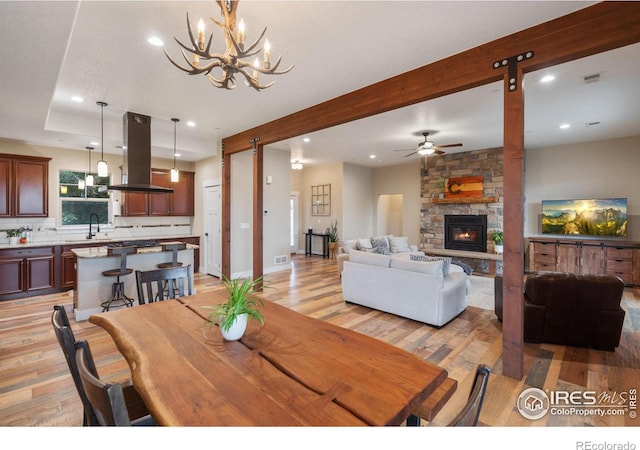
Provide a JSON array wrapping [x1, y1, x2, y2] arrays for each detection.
[[72, 241, 197, 321]]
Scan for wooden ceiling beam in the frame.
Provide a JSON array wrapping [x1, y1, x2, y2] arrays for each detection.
[[222, 2, 640, 154]]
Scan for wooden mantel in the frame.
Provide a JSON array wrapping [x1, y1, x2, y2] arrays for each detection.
[[221, 3, 640, 380], [431, 196, 499, 205]]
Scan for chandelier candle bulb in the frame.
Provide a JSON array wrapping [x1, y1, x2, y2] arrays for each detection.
[[238, 18, 245, 47], [264, 38, 271, 69], [197, 18, 205, 50]]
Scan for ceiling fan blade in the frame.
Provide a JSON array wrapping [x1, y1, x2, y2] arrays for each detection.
[[436, 143, 463, 149], [403, 151, 417, 158], [433, 149, 446, 155]]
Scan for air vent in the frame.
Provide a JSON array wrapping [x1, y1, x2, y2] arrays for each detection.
[[586, 121, 601, 127], [583, 73, 601, 84], [275, 255, 288, 264]]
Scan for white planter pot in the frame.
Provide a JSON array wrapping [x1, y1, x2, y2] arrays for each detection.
[[494, 244, 503, 254], [219, 313, 248, 341]]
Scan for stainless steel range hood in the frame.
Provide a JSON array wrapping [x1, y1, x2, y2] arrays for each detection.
[[107, 111, 174, 193]]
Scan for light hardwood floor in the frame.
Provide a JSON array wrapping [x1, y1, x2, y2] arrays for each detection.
[[0, 255, 638, 426]]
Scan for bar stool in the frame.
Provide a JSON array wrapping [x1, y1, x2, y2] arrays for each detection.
[[101, 246, 137, 312], [157, 243, 187, 300], [157, 243, 187, 269]]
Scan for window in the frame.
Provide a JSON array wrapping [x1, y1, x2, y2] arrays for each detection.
[[59, 170, 110, 226]]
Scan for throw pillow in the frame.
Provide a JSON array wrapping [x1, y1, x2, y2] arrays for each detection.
[[389, 236, 411, 253], [357, 238, 373, 250], [341, 239, 359, 254], [370, 236, 390, 255], [348, 249, 391, 268], [410, 254, 452, 277]]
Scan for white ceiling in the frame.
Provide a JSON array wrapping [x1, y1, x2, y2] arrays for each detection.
[[1, 1, 638, 168]]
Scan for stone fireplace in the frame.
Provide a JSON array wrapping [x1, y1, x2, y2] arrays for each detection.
[[444, 215, 487, 252]]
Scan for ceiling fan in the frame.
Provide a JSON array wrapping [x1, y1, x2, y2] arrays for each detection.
[[396, 132, 462, 157]]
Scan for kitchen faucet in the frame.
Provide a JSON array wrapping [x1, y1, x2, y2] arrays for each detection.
[[87, 213, 100, 239]]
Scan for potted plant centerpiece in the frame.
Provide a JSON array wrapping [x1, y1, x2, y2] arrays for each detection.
[[204, 275, 265, 341], [328, 220, 339, 258], [492, 230, 504, 254]]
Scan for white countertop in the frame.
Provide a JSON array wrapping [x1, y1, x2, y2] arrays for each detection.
[[72, 242, 199, 258], [0, 235, 200, 251]]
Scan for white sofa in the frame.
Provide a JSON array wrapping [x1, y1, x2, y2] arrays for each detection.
[[337, 235, 419, 274], [341, 250, 470, 327]]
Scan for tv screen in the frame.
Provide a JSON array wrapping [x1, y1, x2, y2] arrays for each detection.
[[541, 198, 627, 237]]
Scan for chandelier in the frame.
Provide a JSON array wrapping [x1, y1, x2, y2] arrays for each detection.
[[165, 0, 293, 90]]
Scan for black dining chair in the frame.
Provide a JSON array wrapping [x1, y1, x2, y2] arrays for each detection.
[[135, 265, 193, 304], [51, 305, 151, 426], [75, 341, 156, 426], [448, 364, 491, 426]]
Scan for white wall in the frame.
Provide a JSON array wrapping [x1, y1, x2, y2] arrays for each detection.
[[342, 163, 373, 241], [299, 163, 344, 244], [524, 135, 640, 240], [373, 161, 421, 244], [262, 147, 292, 272]]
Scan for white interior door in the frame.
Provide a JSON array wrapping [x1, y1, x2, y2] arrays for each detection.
[[205, 185, 221, 277]]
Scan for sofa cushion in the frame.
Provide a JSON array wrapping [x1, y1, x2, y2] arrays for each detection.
[[371, 235, 391, 255], [389, 236, 411, 253], [349, 249, 391, 268], [391, 257, 443, 276], [411, 254, 452, 277]]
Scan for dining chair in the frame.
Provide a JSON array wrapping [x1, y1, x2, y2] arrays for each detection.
[[448, 364, 491, 426], [135, 264, 192, 304], [51, 305, 151, 426], [406, 364, 490, 427], [75, 341, 156, 426]]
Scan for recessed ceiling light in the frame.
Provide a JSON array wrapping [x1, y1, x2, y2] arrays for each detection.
[[90, 141, 99, 146], [174, 153, 181, 158], [540, 75, 555, 83], [369, 154, 376, 159], [303, 138, 310, 143], [186, 121, 196, 127], [71, 96, 84, 103], [148, 36, 164, 47], [559, 123, 570, 129]]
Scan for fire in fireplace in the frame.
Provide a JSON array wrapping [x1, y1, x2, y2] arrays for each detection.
[[444, 215, 487, 252]]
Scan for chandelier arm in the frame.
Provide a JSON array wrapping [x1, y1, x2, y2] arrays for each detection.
[[241, 70, 276, 91], [164, 47, 223, 76], [235, 27, 268, 57], [207, 72, 236, 90], [260, 57, 294, 75]]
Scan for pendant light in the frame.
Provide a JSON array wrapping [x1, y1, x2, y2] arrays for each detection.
[[171, 118, 180, 182], [96, 101, 108, 177], [85, 146, 94, 187]]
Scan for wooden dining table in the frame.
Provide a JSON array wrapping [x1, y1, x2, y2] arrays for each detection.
[[89, 287, 454, 426]]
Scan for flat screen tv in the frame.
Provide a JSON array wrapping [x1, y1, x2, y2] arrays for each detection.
[[541, 198, 627, 237]]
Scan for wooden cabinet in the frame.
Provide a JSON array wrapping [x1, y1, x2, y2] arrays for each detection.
[[529, 237, 640, 286], [0, 154, 50, 217], [604, 246, 634, 286], [0, 247, 55, 297], [122, 169, 194, 217], [122, 191, 149, 216], [170, 171, 195, 216]]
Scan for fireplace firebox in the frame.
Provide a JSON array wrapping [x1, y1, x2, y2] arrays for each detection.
[[444, 215, 487, 252]]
